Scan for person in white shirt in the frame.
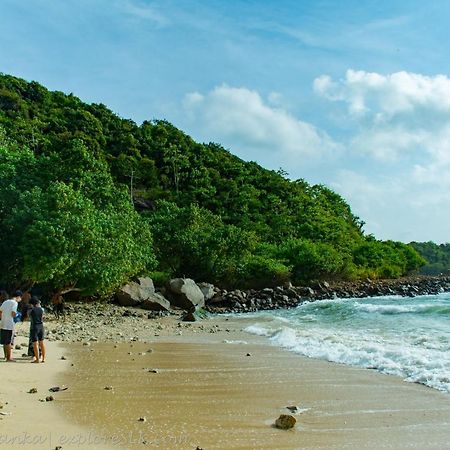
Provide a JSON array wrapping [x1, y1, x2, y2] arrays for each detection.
[[0, 290, 23, 361]]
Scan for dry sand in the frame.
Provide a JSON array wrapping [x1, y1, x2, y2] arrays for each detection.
[[2, 315, 450, 450], [0, 333, 112, 450]]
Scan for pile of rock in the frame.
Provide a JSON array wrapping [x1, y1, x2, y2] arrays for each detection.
[[115, 277, 205, 320], [113, 275, 450, 317]]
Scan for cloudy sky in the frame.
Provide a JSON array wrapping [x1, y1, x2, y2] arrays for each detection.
[[1, 0, 449, 243]]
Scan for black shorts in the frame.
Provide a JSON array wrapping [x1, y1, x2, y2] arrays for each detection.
[[0, 329, 13, 345], [30, 325, 44, 343]]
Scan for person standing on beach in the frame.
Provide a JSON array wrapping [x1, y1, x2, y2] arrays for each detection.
[[29, 296, 46, 363], [51, 292, 65, 319], [0, 290, 23, 361]]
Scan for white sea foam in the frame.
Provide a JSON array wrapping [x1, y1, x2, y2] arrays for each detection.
[[243, 294, 450, 393]]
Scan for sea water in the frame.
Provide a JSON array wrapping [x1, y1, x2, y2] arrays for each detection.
[[243, 293, 450, 393]]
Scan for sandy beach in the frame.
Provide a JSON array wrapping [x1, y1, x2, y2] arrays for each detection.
[[0, 335, 112, 450], [2, 309, 450, 449]]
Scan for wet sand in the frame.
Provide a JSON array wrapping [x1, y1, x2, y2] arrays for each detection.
[[56, 317, 450, 450]]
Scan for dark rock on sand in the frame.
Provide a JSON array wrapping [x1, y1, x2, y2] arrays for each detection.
[[140, 292, 171, 312], [286, 405, 298, 413], [275, 414, 296, 429]]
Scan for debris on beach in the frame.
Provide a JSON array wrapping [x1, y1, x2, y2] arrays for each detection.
[[49, 386, 68, 392], [28, 388, 38, 394], [104, 386, 114, 390], [60, 355, 67, 360], [274, 414, 296, 429], [138, 416, 147, 422], [45, 396, 54, 402], [286, 405, 298, 413]]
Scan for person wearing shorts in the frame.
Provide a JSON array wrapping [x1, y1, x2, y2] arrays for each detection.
[[29, 296, 46, 363], [0, 290, 23, 361]]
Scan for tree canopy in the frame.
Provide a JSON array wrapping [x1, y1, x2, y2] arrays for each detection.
[[0, 73, 428, 295]]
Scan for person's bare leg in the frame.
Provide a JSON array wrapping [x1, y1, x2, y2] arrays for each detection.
[[32, 341, 40, 363], [39, 340, 46, 362], [5, 343, 13, 361]]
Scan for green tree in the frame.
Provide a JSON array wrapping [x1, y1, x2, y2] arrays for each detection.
[[0, 142, 156, 296]]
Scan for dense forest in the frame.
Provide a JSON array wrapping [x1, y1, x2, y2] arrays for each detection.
[[410, 242, 450, 275], [0, 73, 429, 297]]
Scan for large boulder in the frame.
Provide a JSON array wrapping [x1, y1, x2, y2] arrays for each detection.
[[168, 278, 205, 310], [197, 282, 215, 302], [115, 277, 156, 307], [140, 293, 171, 312]]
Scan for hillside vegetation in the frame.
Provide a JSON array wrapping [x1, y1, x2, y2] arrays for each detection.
[[0, 73, 426, 296], [410, 242, 450, 275]]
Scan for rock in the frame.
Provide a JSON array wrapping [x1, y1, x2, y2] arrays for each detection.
[[274, 414, 296, 429], [138, 416, 147, 422], [28, 388, 38, 394], [45, 396, 54, 402], [180, 305, 207, 322], [168, 278, 205, 309], [60, 356, 67, 360], [197, 282, 215, 302], [104, 386, 113, 390], [140, 292, 171, 312], [286, 405, 298, 413], [15, 344, 21, 350], [115, 277, 155, 307]]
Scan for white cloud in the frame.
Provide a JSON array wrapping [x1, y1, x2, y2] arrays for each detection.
[[315, 69, 450, 117], [314, 69, 450, 242], [183, 84, 339, 162], [331, 169, 449, 243], [315, 69, 450, 163]]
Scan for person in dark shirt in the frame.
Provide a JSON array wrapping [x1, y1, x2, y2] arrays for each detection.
[[29, 296, 46, 363]]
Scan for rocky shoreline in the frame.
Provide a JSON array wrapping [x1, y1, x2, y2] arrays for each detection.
[[15, 275, 449, 346], [205, 275, 450, 313]]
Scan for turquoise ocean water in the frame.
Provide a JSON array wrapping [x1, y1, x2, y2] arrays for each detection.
[[243, 293, 450, 393]]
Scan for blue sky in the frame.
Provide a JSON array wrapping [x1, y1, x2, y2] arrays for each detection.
[[1, 0, 450, 243]]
